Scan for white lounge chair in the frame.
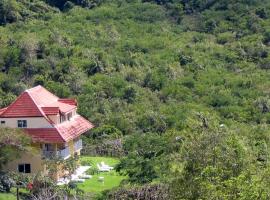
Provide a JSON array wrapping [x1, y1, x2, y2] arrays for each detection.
[[72, 178, 85, 183], [101, 161, 114, 170], [79, 174, 92, 179], [97, 163, 111, 172]]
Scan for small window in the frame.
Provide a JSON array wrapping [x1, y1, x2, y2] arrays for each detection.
[[44, 144, 54, 151], [60, 114, 66, 123], [67, 113, 72, 121], [18, 120, 27, 128], [18, 164, 31, 173], [25, 164, 31, 173], [0, 121, 5, 125]]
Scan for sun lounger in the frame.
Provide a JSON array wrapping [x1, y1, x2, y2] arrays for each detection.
[[97, 163, 111, 172], [72, 178, 85, 183], [101, 161, 114, 170], [79, 174, 92, 179]]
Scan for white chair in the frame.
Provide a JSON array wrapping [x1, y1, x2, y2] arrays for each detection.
[[79, 174, 92, 179], [72, 178, 85, 183], [97, 163, 111, 172], [101, 161, 114, 170]]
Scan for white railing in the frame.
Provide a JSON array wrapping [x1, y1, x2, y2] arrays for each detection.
[[58, 147, 70, 159], [74, 139, 83, 151], [43, 147, 70, 159]]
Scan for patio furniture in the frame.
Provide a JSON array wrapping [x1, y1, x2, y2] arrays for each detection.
[[97, 163, 111, 172], [101, 161, 114, 170]]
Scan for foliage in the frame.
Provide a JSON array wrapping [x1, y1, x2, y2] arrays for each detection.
[[44, 156, 79, 180], [0, 0, 270, 198], [116, 133, 179, 184], [0, 128, 31, 169], [102, 183, 169, 200], [0, 172, 14, 192], [169, 114, 270, 199]]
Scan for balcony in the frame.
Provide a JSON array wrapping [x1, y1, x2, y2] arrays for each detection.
[[42, 147, 70, 160], [74, 139, 83, 151]]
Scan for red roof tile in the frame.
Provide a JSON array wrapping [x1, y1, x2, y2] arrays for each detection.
[[0, 107, 7, 115], [47, 101, 76, 113], [58, 99, 77, 106], [0, 92, 43, 117], [27, 86, 59, 106], [25, 128, 65, 143], [25, 116, 93, 143], [56, 116, 94, 142], [41, 107, 60, 115]]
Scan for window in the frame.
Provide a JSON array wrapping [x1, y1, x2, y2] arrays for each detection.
[[60, 114, 66, 123], [18, 120, 27, 128], [44, 144, 54, 151], [18, 164, 31, 173], [0, 121, 5, 125], [67, 112, 72, 121]]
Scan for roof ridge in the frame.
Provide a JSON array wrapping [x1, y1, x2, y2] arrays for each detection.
[[25, 85, 42, 92], [27, 85, 60, 102], [26, 90, 55, 125]]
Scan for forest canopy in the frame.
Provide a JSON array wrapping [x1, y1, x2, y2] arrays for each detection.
[[0, 0, 270, 199]]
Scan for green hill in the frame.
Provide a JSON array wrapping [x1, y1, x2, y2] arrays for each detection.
[[1, 0, 270, 199]]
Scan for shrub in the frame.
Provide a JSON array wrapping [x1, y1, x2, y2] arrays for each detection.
[[0, 172, 14, 192]]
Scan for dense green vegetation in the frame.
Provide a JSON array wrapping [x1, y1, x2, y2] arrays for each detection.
[[1, 0, 270, 199]]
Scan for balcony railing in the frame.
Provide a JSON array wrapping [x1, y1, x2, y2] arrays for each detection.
[[42, 147, 70, 160], [74, 139, 83, 151]]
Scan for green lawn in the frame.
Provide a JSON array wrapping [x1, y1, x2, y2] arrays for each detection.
[[0, 188, 29, 200], [0, 192, 16, 200], [80, 156, 120, 167], [78, 156, 126, 195]]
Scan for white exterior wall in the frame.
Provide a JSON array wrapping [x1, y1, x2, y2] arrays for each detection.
[[0, 117, 53, 128]]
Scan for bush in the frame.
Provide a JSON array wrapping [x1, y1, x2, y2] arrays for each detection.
[[90, 125, 122, 140], [0, 172, 14, 192]]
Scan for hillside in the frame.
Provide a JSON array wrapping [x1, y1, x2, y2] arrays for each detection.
[[1, 0, 270, 199]]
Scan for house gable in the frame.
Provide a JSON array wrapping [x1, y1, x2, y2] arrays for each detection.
[[0, 92, 43, 117]]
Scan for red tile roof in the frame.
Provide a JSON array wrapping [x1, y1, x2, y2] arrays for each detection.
[[47, 101, 75, 113], [26, 128, 65, 143], [41, 107, 60, 115], [0, 86, 77, 117], [55, 116, 94, 142], [27, 86, 76, 113], [25, 116, 94, 143], [0, 85, 94, 143], [58, 99, 77, 106], [0, 107, 7, 115], [0, 92, 44, 117]]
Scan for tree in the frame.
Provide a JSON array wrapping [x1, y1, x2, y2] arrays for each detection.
[[0, 128, 31, 169], [0, 0, 21, 25], [116, 133, 179, 184], [168, 113, 265, 199]]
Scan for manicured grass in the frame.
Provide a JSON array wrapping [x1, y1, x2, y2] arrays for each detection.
[[80, 156, 120, 167], [0, 188, 29, 200], [0, 192, 16, 200], [78, 173, 125, 193], [78, 156, 126, 195]]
